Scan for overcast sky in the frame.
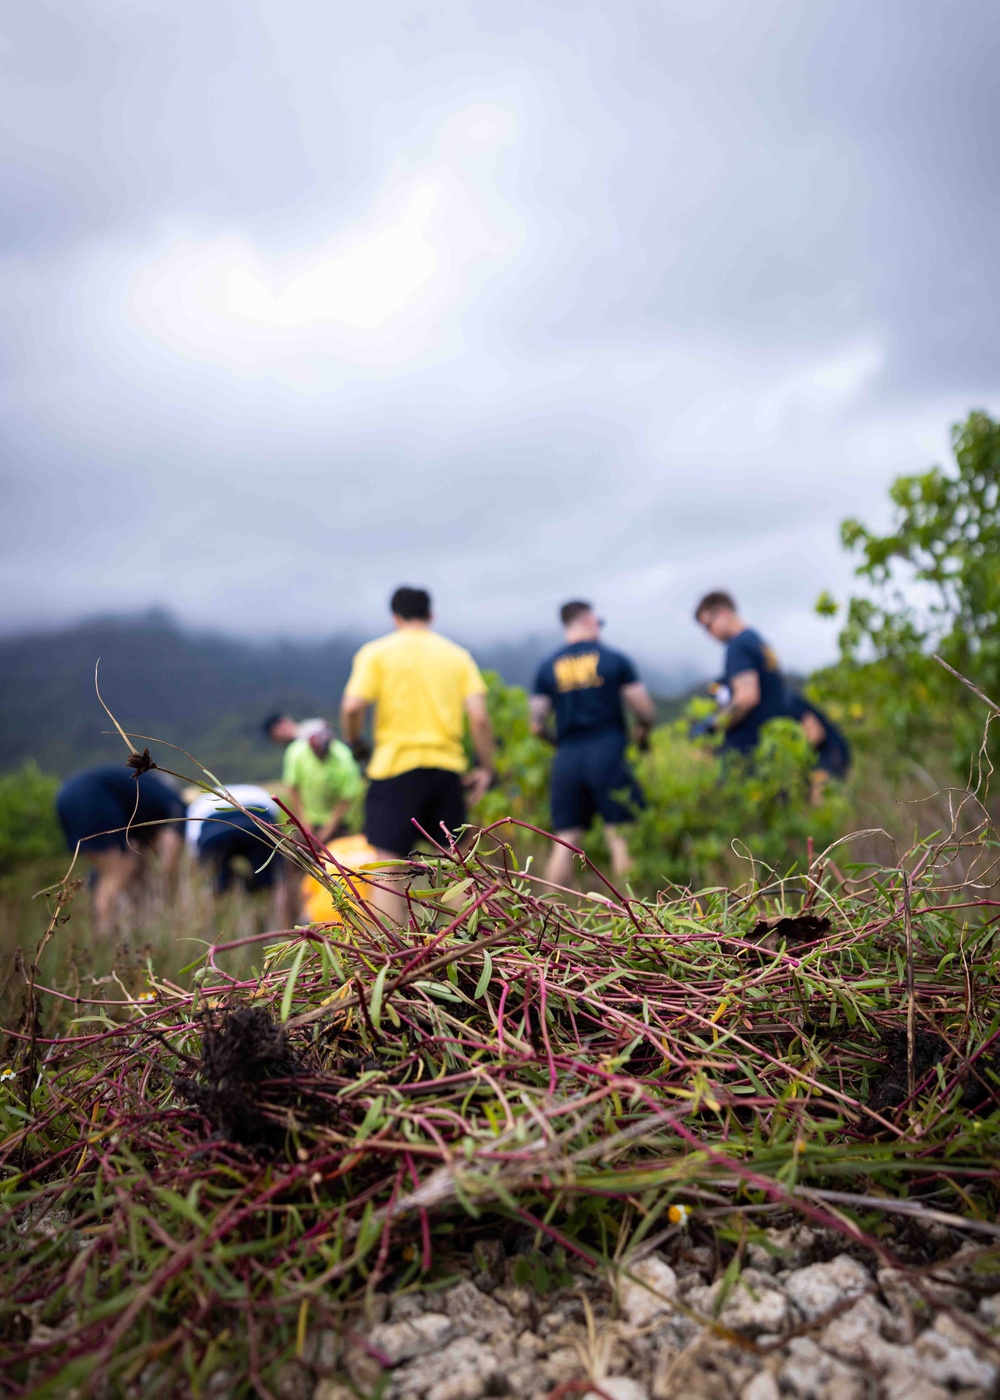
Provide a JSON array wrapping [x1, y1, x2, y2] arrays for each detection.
[[2, 0, 998, 678]]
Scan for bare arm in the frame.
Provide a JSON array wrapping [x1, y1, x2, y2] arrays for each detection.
[[284, 785, 304, 823], [717, 670, 761, 729], [316, 800, 350, 846], [280, 784, 314, 846], [529, 694, 552, 736], [339, 693, 369, 747], [622, 681, 656, 725], [800, 711, 826, 747], [621, 680, 656, 749], [464, 693, 497, 804]]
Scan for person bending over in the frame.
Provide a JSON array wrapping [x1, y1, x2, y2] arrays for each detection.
[[340, 586, 496, 924], [263, 713, 328, 747], [530, 601, 655, 889], [185, 783, 295, 925], [282, 723, 364, 846], [56, 764, 184, 933], [785, 692, 852, 803], [693, 591, 785, 758]]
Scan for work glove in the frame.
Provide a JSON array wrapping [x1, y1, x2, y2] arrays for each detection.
[[350, 739, 372, 764], [688, 716, 717, 738]]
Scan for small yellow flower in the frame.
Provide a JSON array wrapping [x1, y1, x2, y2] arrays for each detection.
[[0, 1068, 16, 1083], [137, 992, 157, 1003], [668, 1203, 691, 1227]]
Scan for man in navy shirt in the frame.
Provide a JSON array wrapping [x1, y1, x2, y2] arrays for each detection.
[[531, 601, 655, 888], [693, 591, 785, 756]]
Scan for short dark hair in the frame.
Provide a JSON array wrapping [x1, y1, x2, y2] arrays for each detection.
[[391, 586, 431, 621], [695, 590, 736, 621], [262, 711, 288, 737], [560, 600, 593, 627]]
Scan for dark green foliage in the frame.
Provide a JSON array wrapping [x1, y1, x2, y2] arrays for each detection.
[[476, 670, 553, 828], [0, 762, 63, 874], [818, 410, 1000, 775], [628, 716, 848, 888], [0, 610, 360, 780]]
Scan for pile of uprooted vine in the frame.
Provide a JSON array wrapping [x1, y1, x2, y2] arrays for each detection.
[[3, 801, 1000, 1396]]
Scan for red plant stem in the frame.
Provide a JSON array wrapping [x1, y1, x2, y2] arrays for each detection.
[[536, 972, 558, 1097], [395, 882, 502, 980], [496, 979, 510, 1060]]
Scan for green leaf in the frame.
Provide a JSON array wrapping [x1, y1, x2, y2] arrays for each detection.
[[354, 1096, 385, 1143], [280, 941, 309, 1022], [439, 878, 474, 910], [475, 951, 493, 1000], [369, 964, 389, 1032], [151, 1186, 208, 1232]]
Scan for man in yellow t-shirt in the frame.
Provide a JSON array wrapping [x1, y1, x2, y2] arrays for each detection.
[[340, 587, 496, 889]]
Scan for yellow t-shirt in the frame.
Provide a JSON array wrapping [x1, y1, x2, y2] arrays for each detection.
[[345, 629, 487, 780]]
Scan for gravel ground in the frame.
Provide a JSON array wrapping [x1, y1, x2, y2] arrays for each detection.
[[251, 1224, 1000, 1400]]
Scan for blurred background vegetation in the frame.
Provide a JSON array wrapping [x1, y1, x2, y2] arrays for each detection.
[[3, 409, 999, 944]]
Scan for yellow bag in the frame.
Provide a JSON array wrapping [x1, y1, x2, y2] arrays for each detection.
[[300, 833, 379, 924]]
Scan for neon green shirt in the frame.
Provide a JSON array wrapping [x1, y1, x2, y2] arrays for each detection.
[[281, 738, 363, 829]]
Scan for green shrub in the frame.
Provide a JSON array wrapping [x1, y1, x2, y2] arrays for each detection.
[[819, 410, 1000, 778], [0, 761, 64, 874], [628, 714, 849, 889], [477, 673, 849, 891], [476, 670, 553, 830]]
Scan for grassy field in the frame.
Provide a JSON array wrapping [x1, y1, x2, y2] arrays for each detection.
[[3, 780, 1000, 1396]]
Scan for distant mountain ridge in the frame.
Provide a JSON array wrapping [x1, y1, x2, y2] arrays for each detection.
[[0, 611, 694, 780]]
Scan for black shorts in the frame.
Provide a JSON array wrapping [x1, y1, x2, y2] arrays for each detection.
[[197, 808, 282, 894], [550, 733, 644, 832], [57, 766, 184, 854], [364, 767, 467, 858]]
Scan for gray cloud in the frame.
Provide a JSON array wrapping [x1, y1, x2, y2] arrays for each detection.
[[2, 0, 999, 681]]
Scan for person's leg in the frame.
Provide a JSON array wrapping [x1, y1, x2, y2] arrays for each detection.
[[148, 826, 184, 907], [591, 735, 644, 885], [603, 824, 633, 879], [365, 771, 470, 925], [89, 848, 142, 933], [809, 768, 830, 805], [545, 831, 585, 888], [363, 774, 419, 928], [152, 826, 184, 878], [546, 746, 592, 890], [272, 859, 300, 928], [364, 852, 410, 926]]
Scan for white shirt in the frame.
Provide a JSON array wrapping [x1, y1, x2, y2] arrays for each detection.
[[297, 718, 328, 740], [185, 784, 280, 850]]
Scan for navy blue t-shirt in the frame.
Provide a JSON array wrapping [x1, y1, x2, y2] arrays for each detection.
[[56, 764, 184, 852], [722, 628, 785, 754], [533, 643, 639, 744], [785, 693, 851, 778]]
